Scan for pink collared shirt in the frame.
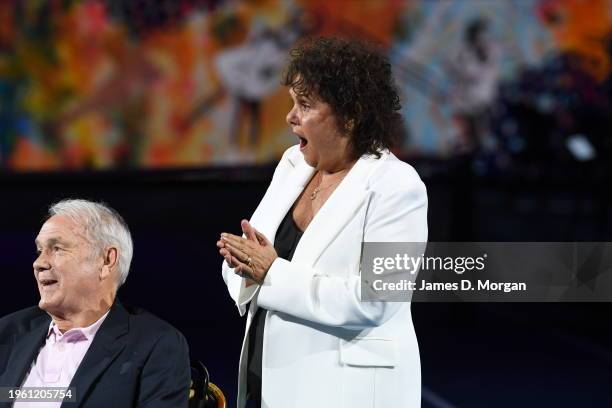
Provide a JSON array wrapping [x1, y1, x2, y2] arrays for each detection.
[[13, 310, 110, 408]]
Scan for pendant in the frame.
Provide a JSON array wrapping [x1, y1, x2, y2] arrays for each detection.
[[309, 187, 320, 200]]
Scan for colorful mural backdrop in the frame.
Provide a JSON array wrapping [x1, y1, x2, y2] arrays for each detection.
[[1, 0, 610, 171]]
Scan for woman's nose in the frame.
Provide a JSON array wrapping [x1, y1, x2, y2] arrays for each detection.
[[286, 106, 298, 126]]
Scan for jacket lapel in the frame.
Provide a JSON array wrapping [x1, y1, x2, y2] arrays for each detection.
[[62, 300, 128, 408], [2, 313, 49, 387], [254, 148, 389, 266], [292, 152, 389, 265], [253, 153, 315, 244]]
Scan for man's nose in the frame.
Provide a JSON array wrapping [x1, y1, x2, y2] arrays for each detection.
[[33, 253, 51, 273]]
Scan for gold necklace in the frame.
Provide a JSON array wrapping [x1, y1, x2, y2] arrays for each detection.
[[309, 171, 346, 200]]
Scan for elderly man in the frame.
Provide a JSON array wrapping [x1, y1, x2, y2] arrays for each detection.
[[0, 199, 190, 408]]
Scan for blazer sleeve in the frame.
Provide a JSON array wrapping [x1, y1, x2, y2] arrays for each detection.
[[222, 261, 259, 316], [256, 180, 428, 329], [221, 147, 294, 316], [136, 329, 191, 408]]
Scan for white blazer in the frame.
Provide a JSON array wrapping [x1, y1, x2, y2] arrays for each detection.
[[222, 145, 428, 408]]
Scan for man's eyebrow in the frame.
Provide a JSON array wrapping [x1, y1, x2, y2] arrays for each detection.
[[35, 237, 71, 248]]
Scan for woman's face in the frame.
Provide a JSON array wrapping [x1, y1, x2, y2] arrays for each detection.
[[286, 87, 353, 171]]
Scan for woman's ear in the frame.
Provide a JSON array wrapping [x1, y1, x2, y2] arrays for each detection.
[[345, 119, 355, 133]]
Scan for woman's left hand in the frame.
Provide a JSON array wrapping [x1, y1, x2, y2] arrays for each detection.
[[217, 219, 277, 284]]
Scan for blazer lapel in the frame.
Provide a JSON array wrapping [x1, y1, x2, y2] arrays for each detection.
[[63, 300, 128, 408], [254, 153, 314, 244], [2, 314, 49, 387], [292, 152, 389, 265]]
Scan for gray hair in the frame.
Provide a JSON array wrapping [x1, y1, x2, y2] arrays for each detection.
[[48, 199, 133, 287]]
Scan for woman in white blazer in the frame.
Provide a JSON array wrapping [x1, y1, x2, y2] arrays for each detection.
[[218, 38, 428, 408]]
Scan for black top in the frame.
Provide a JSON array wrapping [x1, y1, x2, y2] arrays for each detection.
[[246, 209, 303, 403]]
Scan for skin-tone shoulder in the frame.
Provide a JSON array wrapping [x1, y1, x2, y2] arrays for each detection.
[[34, 215, 119, 332]]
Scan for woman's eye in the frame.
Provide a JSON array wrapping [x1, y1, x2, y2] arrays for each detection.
[[53, 246, 62, 252]]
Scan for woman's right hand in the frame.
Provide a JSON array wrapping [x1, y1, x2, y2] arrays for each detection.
[[217, 220, 277, 286]]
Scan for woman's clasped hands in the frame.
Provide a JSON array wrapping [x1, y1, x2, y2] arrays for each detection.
[[217, 219, 278, 286]]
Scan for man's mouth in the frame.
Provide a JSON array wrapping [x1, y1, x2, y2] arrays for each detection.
[[40, 279, 58, 288]]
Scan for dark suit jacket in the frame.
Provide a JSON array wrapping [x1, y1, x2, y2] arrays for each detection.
[[0, 300, 190, 408]]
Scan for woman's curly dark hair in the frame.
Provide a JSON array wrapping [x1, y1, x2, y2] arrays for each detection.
[[282, 37, 402, 159]]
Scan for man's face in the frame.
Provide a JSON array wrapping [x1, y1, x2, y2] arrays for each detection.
[[33, 215, 103, 317]]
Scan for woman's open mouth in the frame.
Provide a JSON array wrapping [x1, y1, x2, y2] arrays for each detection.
[[298, 136, 308, 150]]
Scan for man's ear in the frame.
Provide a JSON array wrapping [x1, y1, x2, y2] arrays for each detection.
[[100, 247, 118, 282]]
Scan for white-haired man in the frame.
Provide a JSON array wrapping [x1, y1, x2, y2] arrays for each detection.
[[0, 199, 190, 408]]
